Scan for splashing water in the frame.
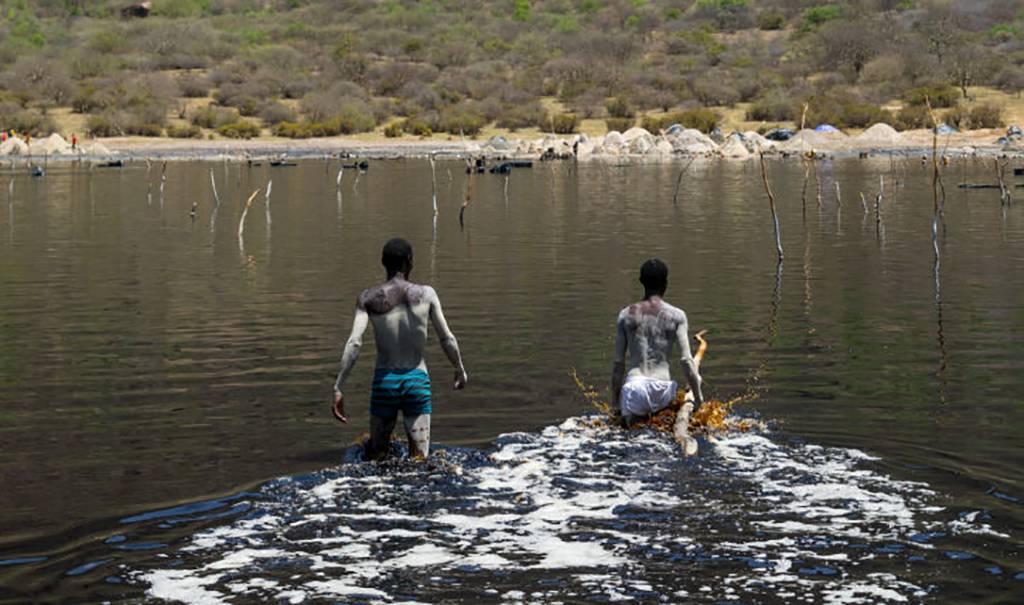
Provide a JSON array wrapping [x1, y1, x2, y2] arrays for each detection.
[[114, 412, 1011, 604]]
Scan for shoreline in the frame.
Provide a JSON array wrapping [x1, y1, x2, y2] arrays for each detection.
[[3, 127, 1023, 164]]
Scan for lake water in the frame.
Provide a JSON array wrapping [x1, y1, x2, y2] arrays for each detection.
[[0, 157, 1021, 603]]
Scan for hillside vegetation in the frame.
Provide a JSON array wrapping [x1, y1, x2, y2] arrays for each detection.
[[1, 0, 1023, 140]]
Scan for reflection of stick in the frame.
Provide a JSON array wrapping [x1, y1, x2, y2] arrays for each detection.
[[875, 176, 884, 237], [800, 161, 810, 218], [429, 155, 438, 216], [759, 153, 784, 261], [859, 192, 868, 214], [336, 167, 343, 189], [671, 158, 695, 205], [834, 181, 842, 206], [159, 162, 166, 196], [238, 188, 260, 249]]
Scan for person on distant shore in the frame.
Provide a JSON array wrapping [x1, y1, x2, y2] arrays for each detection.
[[332, 237, 468, 459], [71, 133, 77, 150], [611, 259, 703, 426]]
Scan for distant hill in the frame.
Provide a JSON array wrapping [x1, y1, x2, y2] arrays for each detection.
[[1, 0, 1022, 139]]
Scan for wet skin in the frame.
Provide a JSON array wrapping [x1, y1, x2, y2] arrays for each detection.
[[611, 291, 703, 414], [332, 259, 467, 456]]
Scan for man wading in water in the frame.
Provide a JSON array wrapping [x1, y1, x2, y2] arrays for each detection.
[[332, 238, 468, 459], [612, 259, 703, 426]]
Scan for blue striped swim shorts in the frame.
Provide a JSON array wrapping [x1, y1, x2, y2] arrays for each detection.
[[370, 368, 432, 418]]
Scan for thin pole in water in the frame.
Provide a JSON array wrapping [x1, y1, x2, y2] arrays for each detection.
[[238, 187, 261, 251], [758, 152, 784, 262]]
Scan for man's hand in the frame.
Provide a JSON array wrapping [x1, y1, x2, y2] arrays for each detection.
[[453, 369, 468, 390], [332, 390, 348, 424]]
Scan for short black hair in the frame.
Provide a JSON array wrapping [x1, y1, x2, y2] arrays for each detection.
[[382, 237, 413, 273], [639, 258, 668, 291]]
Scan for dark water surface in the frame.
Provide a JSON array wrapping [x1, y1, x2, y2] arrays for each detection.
[[0, 158, 1021, 603]]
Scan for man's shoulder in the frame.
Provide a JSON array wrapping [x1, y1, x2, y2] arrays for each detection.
[[661, 300, 688, 323]]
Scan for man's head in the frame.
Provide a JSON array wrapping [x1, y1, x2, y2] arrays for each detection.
[[639, 258, 668, 297], [382, 237, 413, 277]]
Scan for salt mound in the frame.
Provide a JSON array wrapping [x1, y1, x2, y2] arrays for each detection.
[[741, 131, 775, 153], [666, 128, 717, 155], [83, 142, 112, 156], [0, 137, 29, 156], [720, 135, 752, 159], [34, 133, 72, 155], [622, 127, 652, 142], [856, 123, 901, 144], [780, 128, 839, 152]]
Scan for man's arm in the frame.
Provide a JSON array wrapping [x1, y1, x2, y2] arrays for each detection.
[[428, 288, 467, 389], [610, 313, 627, 412], [332, 306, 369, 423], [675, 315, 703, 407]]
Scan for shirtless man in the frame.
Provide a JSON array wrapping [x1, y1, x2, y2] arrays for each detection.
[[611, 259, 703, 426], [332, 238, 468, 459]]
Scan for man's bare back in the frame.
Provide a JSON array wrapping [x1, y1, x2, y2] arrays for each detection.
[[333, 239, 466, 459], [612, 260, 702, 422]]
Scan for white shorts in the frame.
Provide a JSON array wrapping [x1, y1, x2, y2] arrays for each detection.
[[620, 376, 678, 418]]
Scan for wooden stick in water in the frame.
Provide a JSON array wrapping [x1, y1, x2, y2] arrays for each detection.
[[264, 179, 273, 226], [210, 169, 221, 206], [995, 158, 1012, 206], [759, 153, 784, 261], [237, 188, 260, 248], [673, 329, 708, 457], [671, 158, 695, 205], [834, 181, 842, 207], [459, 158, 475, 228], [860, 192, 868, 214], [429, 155, 438, 216]]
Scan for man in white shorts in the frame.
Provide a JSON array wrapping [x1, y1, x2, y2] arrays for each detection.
[[611, 259, 703, 426]]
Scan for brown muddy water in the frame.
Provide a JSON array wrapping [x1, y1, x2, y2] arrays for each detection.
[[0, 157, 1021, 603]]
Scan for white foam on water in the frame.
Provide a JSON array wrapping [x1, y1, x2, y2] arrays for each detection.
[[129, 415, 993, 603]]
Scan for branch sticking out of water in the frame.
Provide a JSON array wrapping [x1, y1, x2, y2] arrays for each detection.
[[210, 169, 221, 206], [860, 192, 868, 214], [336, 167, 343, 190], [834, 181, 842, 207], [758, 153, 784, 262], [995, 158, 1012, 206], [875, 176, 884, 237], [429, 155, 438, 216], [264, 179, 273, 226], [671, 158, 695, 206], [237, 187, 260, 250], [459, 158, 475, 229]]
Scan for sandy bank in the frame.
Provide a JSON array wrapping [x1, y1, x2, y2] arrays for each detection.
[[2, 125, 1023, 163]]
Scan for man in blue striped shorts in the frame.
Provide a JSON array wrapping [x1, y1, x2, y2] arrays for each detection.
[[332, 238, 468, 460]]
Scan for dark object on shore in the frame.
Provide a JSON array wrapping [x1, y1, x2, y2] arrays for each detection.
[[958, 183, 1024, 189], [270, 160, 298, 167], [709, 128, 724, 143], [1012, 167, 1024, 177], [31, 166, 44, 178], [465, 158, 485, 174], [99, 160, 124, 168], [342, 160, 369, 171], [489, 160, 533, 174], [121, 1, 151, 18], [764, 128, 795, 142], [934, 124, 958, 135], [858, 151, 869, 159]]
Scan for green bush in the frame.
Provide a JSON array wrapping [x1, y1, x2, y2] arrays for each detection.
[[167, 123, 203, 138], [1, 108, 55, 136], [946, 104, 1004, 130], [217, 121, 261, 139], [605, 96, 635, 119], [839, 102, 892, 129], [640, 115, 670, 132], [383, 122, 403, 137], [86, 113, 120, 137], [496, 102, 544, 131], [191, 105, 239, 129], [757, 10, 785, 30], [439, 110, 486, 136], [746, 93, 793, 122], [550, 113, 579, 134], [967, 104, 1004, 129], [905, 83, 959, 108], [124, 121, 163, 137], [674, 108, 719, 133], [802, 5, 842, 29], [401, 117, 432, 137], [892, 105, 932, 131], [604, 117, 634, 132]]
